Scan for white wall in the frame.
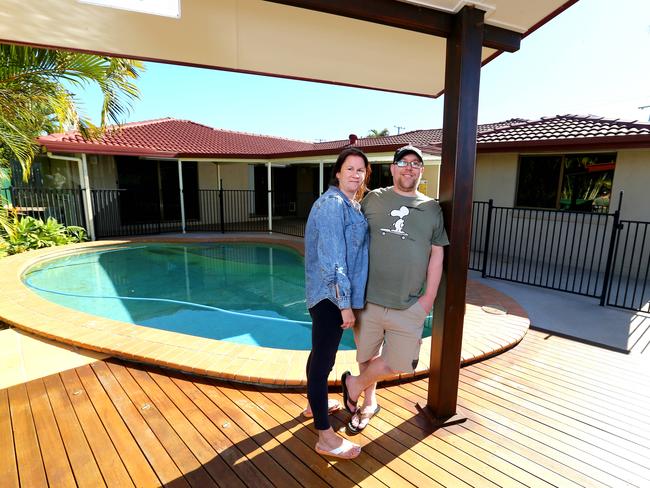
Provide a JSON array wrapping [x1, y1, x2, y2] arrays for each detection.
[[610, 148, 650, 222], [473, 152, 519, 205], [197, 161, 219, 190]]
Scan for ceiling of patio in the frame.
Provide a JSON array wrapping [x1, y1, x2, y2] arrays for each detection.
[[1, 0, 575, 97]]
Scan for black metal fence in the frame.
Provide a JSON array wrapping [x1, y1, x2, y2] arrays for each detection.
[[3, 186, 648, 313], [0, 187, 85, 227], [470, 199, 649, 313], [88, 188, 317, 238]]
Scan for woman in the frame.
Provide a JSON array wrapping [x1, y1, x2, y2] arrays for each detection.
[[303, 147, 371, 460]]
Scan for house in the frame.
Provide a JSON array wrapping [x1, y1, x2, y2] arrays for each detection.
[[8, 114, 645, 230]]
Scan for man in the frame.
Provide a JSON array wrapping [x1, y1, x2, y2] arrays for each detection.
[[342, 145, 449, 433]]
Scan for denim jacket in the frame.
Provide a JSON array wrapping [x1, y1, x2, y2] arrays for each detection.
[[305, 186, 369, 310]]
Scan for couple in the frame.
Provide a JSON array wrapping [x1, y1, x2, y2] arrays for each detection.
[[304, 145, 449, 459]]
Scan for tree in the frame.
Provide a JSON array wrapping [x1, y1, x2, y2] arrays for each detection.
[[367, 128, 390, 138], [0, 43, 144, 178]]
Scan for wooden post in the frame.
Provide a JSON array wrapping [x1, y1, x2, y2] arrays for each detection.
[[422, 5, 484, 426]]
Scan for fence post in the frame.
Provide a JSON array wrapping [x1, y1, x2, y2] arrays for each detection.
[[218, 179, 225, 234], [600, 191, 624, 306], [481, 199, 493, 278]]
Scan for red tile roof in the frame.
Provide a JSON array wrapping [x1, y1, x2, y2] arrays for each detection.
[[38, 115, 650, 160], [38, 118, 316, 158], [476, 114, 650, 150]]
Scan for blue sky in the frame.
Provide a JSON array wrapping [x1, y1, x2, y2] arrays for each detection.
[[77, 0, 650, 142]]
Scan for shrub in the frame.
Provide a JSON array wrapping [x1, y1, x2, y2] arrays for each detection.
[[0, 212, 87, 256]]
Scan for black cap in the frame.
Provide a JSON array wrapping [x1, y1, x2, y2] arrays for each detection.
[[393, 145, 423, 163]]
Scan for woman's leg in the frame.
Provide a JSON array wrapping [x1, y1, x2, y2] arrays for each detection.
[[307, 299, 344, 430]]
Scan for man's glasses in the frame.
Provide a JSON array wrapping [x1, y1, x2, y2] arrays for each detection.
[[393, 159, 424, 169]]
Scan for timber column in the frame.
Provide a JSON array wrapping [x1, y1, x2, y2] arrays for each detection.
[[427, 5, 484, 421]]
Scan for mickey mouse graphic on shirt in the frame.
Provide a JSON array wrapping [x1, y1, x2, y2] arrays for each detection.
[[380, 205, 410, 239]]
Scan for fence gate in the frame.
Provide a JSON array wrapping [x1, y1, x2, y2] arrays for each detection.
[[605, 219, 650, 312]]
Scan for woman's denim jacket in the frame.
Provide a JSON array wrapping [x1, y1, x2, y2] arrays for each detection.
[[305, 186, 369, 310]]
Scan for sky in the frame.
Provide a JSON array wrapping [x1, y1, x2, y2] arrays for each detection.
[[77, 0, 650, 142]]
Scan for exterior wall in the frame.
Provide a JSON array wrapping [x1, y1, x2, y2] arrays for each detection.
[[610, 148, 650, 222], [197, 161, 218, 190], [219, 163, 250, 189], [421, 164, 440, 198], [473, 152, 519, 205]]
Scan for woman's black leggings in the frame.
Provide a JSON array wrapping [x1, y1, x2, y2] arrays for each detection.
[[306, 299, 344, 431]]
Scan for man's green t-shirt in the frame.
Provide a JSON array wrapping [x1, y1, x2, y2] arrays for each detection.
[[362, 187, 449, 309]]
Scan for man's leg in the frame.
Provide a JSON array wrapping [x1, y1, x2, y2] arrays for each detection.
[[347, 302, 427, 407], [345, 355, 393, 406]]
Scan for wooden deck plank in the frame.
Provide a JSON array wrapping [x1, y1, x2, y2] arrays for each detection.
[[190, 381, 315, 488], [372, 387, 538, 488], [74, 364, 162, 488], [247, 389, 397, 488], [57, 369, 135, 487], [104, 362, 218, 488], [170, 376, 302, 488], [41, 374, 105, 488], [470, 358, 650, 439], [90, 361, 190, 488], [0, 389, 19, 488], [3, 325, 650, 487], [222, 388, 344, 488], [126, 366, 246, 488], [24, 379, 76, 488], [399, 381, 594, 488], [460, 366, 650, 481], [146, 370, 274, 488], [7, 384, 47, 487], [456, 373, 642, 486], [471, 350, 649, 419]]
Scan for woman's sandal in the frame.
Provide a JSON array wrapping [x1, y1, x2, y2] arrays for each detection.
[[341, 371, 358, 414], [315, 438, 361, 460], [347, 405, 381, 434], [302, 399, 341, 418]]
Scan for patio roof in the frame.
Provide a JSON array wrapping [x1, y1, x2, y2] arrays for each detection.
[[1, 0, 575, 97]]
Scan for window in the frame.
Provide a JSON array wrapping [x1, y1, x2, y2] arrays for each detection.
[[515, 153, 615, 212]]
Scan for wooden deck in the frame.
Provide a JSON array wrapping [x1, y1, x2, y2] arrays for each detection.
[[2, 329, 650, 487]]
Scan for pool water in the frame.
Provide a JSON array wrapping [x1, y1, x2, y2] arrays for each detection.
[[22, 242, 361, 350]]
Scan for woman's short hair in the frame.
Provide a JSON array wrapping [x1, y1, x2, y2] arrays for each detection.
[[329, 148, 372, 199]]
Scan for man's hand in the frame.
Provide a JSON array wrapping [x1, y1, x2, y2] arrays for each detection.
[[340, 308, 356, 329]]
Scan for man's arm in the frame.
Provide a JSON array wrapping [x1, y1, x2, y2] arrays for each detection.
[[418, 244, 444, 313]]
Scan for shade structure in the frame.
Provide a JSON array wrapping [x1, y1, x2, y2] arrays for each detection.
[[0, 0, 578, 420], [1, 0, 574, 97]]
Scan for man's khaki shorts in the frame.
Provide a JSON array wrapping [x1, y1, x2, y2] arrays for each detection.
[[354, 301, 429, 373]]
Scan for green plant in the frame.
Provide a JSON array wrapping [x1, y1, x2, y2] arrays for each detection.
[[0, 44, 144, 178], [0, 213, 87, 256]]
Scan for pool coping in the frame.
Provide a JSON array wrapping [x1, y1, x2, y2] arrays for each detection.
[[0, 234, 530, 387]]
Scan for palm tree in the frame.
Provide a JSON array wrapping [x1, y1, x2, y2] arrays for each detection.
[[0, 44, 144, 178], [367, 128, 390, 138]]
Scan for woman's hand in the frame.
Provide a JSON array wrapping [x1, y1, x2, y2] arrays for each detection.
[[340, 308, 356, 329]]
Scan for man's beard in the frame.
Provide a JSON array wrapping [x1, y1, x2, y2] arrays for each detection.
[[396, 174, 419, 192]]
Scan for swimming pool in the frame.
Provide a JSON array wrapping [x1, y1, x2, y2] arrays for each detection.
[[22, 242, 365, 350]]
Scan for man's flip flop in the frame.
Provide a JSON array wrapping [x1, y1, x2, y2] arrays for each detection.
[[315, 438, 361, 460], [347, 405, 381, 434], [302, 399, 341, 418], [340, 371, 358, 414]]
